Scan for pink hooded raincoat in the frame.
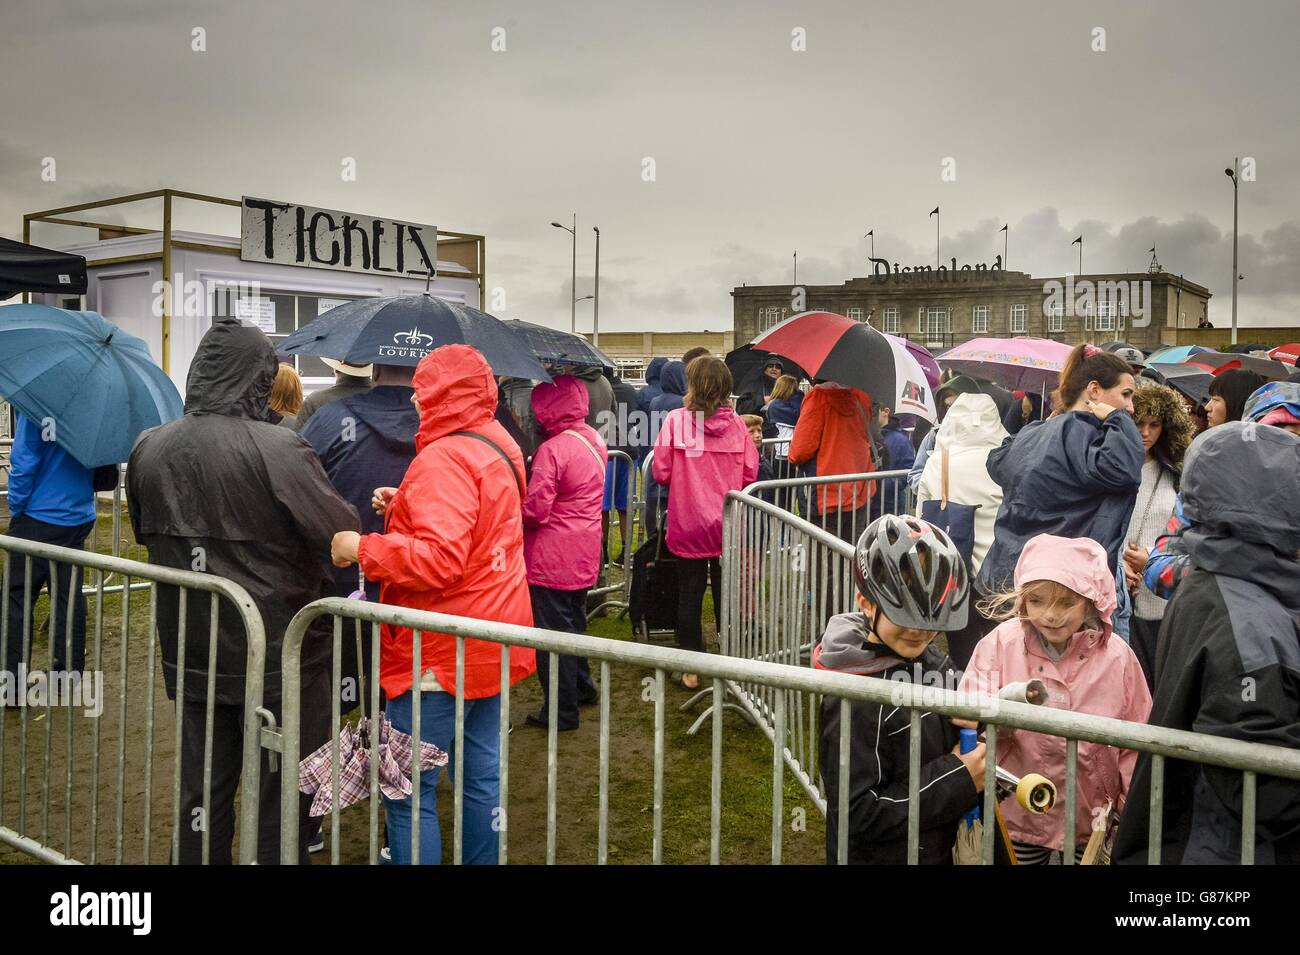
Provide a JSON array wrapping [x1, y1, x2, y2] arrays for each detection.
[[959, 534, 1152, 851], [523, 375, 608, 590], [651, 405, 758, 559]]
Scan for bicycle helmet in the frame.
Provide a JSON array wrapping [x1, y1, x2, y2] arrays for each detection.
[[853, 515, 970, 632]]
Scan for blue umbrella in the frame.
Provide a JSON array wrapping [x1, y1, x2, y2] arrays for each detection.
[[504, 319, 615, 370], [278, 293, 551, 381], [0, 304, 183, 467], [1146, 344, 1213, 365]]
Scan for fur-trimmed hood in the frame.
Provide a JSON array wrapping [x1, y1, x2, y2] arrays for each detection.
[[1131, 380, 1194, 475]]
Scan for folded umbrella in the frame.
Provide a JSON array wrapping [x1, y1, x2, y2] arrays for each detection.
[[936, 336, 1073, 392], [504, 319, 615, 370], [279, 293, 551, 381], [299, 715, 448, 816], [0, 303, 183, 467], [751, 311, 935, 420]]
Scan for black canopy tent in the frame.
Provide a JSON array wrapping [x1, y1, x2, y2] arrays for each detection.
[[0, 237, 87, 300]]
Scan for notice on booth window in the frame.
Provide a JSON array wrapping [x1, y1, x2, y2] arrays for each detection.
[[234, 297, 276, 332], [318, 297, 349, 315]]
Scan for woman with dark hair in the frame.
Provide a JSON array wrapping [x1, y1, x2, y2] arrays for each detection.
[[1120, 382, 1194, 689], [976, 344, 1143, 598], [1205, 368, 1266, 428]]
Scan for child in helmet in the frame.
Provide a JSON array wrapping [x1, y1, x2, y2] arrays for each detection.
[[815, 514, 985, 864]]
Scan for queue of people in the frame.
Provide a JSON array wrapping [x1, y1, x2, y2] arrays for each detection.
[[10, 314, 1294, 869]]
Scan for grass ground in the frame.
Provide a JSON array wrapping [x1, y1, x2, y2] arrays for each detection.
[[1, 496, 827, 865]]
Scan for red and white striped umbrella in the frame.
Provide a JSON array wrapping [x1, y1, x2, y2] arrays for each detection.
[[752, 311, 936, 421]]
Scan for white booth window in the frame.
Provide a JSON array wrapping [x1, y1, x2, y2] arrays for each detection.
[[212, 287, 358, 380]]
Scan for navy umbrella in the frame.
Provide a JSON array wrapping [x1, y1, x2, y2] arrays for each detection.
[[278, 293, 551, 381], [504, 319, 614, 370], [0, 304, 183, 467]]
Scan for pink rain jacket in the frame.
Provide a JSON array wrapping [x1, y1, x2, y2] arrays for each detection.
[[959, 534, 1152, 851], [652, 406, 759, 559], [523, 375, 608, 590]]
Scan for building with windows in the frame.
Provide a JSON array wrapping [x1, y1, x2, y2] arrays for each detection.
[[580, 330, 734, 382], [732, 267, 1214, 353]]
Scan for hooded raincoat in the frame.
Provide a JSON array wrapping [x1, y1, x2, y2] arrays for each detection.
[[960, 534, 1151, 852], [637, 357, 669, 415], [648, 361, 687, 435], [976, 409, 1144, 595], [128, 320, 360, 705], [651, 405, 758, 558], [914, 393, 1008, 575], [523, 376, 608, 590], [301, 385, 419, 599], [787, 384, 878, 514], [1115, 423, 1300, 864], [356, 345, 535, 701]]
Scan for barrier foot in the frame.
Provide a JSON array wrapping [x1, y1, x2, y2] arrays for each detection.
[[685, 701, 756, 737]]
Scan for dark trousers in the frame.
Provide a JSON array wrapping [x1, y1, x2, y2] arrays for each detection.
[[3, 515, 96, 676], [1130, 616, 1161, 693], [177, 667, 330, 865], [529, 585, 593, 730], [676, 556, 721, 654]]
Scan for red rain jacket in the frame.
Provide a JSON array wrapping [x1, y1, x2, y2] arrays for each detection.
[[357, 345, 536, 700]]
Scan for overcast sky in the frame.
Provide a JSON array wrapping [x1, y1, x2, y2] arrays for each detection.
[[3, 0, 1299, 330]]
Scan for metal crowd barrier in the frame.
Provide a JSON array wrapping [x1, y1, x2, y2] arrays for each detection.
[[695, 478, 911, 798], [0, 536, 266, 865], [269, 595, 1300, 865], [586, 449, 637, 620]]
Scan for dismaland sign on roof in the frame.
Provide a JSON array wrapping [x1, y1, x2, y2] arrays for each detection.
[[240, 196, 437, 279]]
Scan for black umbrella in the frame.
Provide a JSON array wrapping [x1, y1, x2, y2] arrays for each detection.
[[1140, 364, 1212, 408], [1225, 342, 1271, 354], [279, 293, 550, 381], [725, 344, 808, 395], [504, 319, 615, 370]]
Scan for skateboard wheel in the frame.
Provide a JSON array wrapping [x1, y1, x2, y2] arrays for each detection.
[[1016, 773, 1057, 814]]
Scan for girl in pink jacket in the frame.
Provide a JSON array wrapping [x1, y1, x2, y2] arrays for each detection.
[[958, 534, 1152, 862], [523, 374, 608, 730], [652, 357, 758, 688]]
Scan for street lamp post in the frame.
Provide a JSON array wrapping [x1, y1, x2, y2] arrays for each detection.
[[1224, 161, 1239, 346], [592, 226, 600, 348], [551, 214, 577, 333]]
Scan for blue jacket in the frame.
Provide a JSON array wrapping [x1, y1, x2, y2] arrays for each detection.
[[301, 386, 419, 599], [880, 421, 916, 472], [976, 410, 1144, 594], [766, 392, 803, 429], [637, 357, 670, 415], [6, 413, 96, 526]]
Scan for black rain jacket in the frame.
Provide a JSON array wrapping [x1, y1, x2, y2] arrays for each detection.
[[1115, 423, 1300, 864], [128, 320, 359, 706]]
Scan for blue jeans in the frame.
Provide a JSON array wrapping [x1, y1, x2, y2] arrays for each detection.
[[382, 689, 501, 865]]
